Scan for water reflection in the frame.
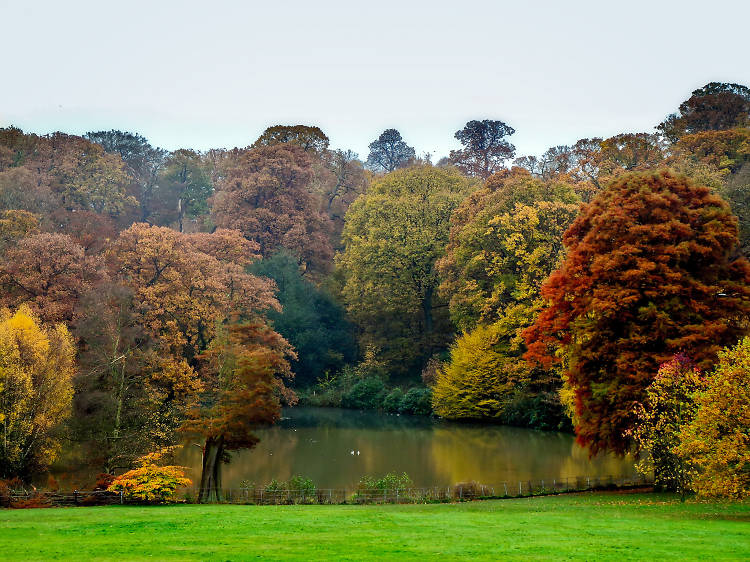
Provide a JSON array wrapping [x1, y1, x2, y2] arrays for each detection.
[[178, 407, 633, 489]]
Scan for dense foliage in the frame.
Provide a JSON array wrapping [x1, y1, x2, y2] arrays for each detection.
[[1, 80, 750, 499], [525, 170, 750, 454], [678, 337, 750, 499]]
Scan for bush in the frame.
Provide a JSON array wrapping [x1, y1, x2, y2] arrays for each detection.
[[342, 377, 386, 410], [107, 464, 191, 502], [357, 472, 413, 492], [383, 388, 405, 413], [286, 475, 316, 495], [401, 387, 432, 416]]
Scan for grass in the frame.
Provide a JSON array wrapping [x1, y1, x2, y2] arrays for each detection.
[[1, 492, 749, 560]]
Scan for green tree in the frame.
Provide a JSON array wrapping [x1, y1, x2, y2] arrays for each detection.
[[338, 166, 475, 377], [250, 252, 357, 387], [365, 129, 416, 172], [252, 125, 330, 154]]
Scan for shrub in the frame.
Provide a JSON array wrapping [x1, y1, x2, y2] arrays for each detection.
[[401, 387, 432, 416], [383, 388, 405, 413], [357, 472, 413, 492], [107, 464, 191, 502], [286, 475, 316, 495], [342, 377, 386, 410]]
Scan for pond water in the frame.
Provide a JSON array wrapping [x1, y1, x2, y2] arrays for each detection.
[[178, 407, 634, 489]]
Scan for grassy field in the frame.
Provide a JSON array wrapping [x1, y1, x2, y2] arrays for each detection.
[[1, 492, 748, 560]]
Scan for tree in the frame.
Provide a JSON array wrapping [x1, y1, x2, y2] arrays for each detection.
[[0, 233, 104, 324], [433, 171, 579, 428], [250, 251, 357, 386], [252, 125, 330, 154], [337, 166, 475, 376], [678, 337, 750, 499], [155, 149, 213, 231], [86, 130, 167, 222], [0, 210, 38, 252], [109, 224, 277, 366], [182, 321, 294, 503], [658, 82, 750, 142], [630, 354, 706, 496], [449, 120, 516, 178], [365, 129, 416, 172], [39, 133, 135, 217], [437, 170, 580, 332], [669, 128, 750, 256], [524, 170, 750, 455], [0, 306, 75, 480], [433, 322, 528, 420], [73, 283, 156, 473], [320, 149, 369, 243], [211, 144, 334, 274]]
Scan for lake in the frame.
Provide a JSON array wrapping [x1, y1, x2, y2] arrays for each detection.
[[178, 407, 634, 489]]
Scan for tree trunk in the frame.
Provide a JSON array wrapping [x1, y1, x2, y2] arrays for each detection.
[[198, 435, 224, 503]]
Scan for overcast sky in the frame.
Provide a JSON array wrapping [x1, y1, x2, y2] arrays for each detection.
[[2, 0, 749, 161]]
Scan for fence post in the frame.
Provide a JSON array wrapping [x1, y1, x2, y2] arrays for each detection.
[[119, 490, 123, 505], [74, 490, 78, 506], [519, 481, 522, 496], [503, 483, 508, 497]]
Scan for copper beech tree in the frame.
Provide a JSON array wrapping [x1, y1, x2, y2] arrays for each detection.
[[211, 144, 334, 275], [524, 170, 750, 455], [183, 321, 295, 503]]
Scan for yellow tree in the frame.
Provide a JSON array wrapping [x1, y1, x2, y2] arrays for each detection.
[[678, 337, 750, 499], [0, 306, 75, 480]]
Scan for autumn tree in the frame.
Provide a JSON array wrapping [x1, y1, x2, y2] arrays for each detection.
[[449, 120, 516, 178], [182, 321, 294, 502], [0, 306, 75, 480], [252, 125, 330, 153], [0, 233, 104, 324], [337, 166, 475, 377], [437, 170, 580, 332], [524, 170, 750, 455], [658, 82, 750, 142], [432, 170, 579, 428], [211, 144, 334, 274], [631, 354, 706, 496], [0, 210, 38, 252], [678, 337, 750, 499], [365, 129, 416, 172], [109, 224, 277, 368], [669, 128, 750, 255]]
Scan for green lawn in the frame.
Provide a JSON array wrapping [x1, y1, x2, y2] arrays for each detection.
[[1, 493, 748, 560]]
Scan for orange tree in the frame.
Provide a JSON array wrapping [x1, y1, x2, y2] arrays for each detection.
[[182, 321, 295, 503], [524, 170, 750, 455]]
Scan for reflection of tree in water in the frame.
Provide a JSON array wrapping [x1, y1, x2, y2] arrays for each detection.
[[178, 408, 634, 489]]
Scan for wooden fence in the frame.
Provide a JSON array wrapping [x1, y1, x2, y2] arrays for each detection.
[[1, 473, 653, 507]]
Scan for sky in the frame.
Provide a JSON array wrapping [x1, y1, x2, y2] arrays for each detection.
[[2, 0, 749, 161]]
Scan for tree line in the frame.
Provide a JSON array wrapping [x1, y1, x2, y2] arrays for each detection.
[[0, 81, 749, 500]]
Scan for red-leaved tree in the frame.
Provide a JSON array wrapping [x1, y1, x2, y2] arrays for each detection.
[[524, 170, 750, 455]]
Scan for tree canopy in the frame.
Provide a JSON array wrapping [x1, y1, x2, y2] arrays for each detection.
[[524, 170, 750, 455]]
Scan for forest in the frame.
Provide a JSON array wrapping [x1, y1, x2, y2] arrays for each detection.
[[1, 81, 749, 502]]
